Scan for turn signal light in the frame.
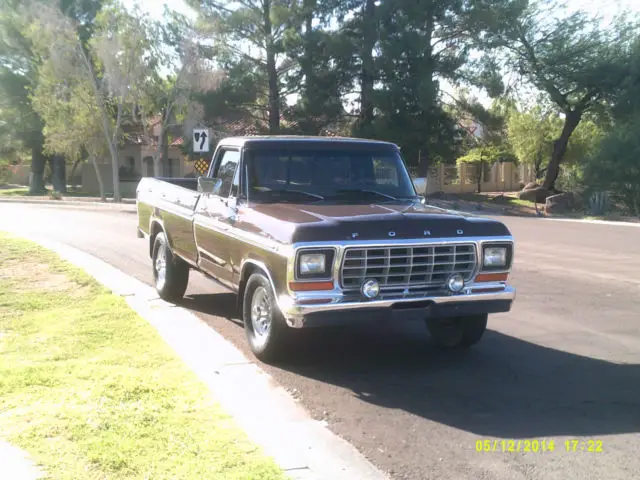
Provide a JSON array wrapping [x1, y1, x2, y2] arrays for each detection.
[[289, 281, 334, 292], [474, 272, 509, 283]]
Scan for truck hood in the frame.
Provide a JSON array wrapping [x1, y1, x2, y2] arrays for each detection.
[[239, 201, 511, 244]]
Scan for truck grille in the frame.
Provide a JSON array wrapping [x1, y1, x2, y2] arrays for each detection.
[[340, 244, 477, 298]]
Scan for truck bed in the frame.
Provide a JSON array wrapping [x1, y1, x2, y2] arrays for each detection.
[[136, 176, 203, 265]]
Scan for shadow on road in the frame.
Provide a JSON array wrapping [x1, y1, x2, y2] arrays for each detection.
[[178, 292, 244, 327], [274, 322, 640, 439], [174, 291, 640, 439]]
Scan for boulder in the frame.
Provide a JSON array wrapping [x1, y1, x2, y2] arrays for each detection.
[[518, 186, 551, 203], [545, 192, 575, 214]]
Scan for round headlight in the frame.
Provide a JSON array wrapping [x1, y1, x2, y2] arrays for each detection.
[[361, 279, 380, 299], [447, 273, 465, 293]]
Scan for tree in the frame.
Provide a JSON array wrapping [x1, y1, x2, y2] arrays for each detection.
[[508, 105, 605, 182], [343, 0, 526, 173], [132, 11, 217, 176], [507, 106, 559, 179], [283, 0, 351, 134], [0, 0, 103, 193], [188, 0, 300, 133], [451, 91, 517, 192], [583, 116, 640, 216], [29, 1, 155, 201], [457, 145, 517, 192], [0, 0, 47, 192], [31, 42, 109, 199], [484, 0, 635, 190], [582, 35, 640, 216]]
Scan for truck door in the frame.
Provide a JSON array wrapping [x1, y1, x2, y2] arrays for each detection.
[[193, 147, 240, 288]]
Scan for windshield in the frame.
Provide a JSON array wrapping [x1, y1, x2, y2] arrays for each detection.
[[244, 147, 417, 203]]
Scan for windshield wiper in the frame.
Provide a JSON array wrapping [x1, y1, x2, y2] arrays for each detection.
[[335, 189, 398, 201], [262, 189, 325, 200]]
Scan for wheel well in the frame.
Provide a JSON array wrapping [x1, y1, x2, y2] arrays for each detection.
[[237, 263, 267, 316], [149, 221, 163, 259]]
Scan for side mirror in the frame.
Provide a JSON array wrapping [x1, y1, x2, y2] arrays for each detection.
[[226, 196, 238, 211], [198, 176, 220, 195], [418, 195, 426, 204]]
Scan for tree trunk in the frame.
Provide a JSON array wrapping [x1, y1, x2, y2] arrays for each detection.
[[542, 110, 582, 191], [419, 148, 430, 181], [153, 153, 162, 177], [50, 155, 67, 193], [107, 143, 120, 202], [69, 158, 83, 190], [90, 155, 106, 201], [263, 0, 280, 134], [59, 158, 67, 193], [300, 0, 316, 133], [477, 157, 484, 194], [356, 0, 376, 137], [161, 128, 169, 169], [29, 144, 46, 194]]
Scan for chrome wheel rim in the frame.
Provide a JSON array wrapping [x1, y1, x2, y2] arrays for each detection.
[[250, 286, 271, 342], [155, 246, 167, 290]]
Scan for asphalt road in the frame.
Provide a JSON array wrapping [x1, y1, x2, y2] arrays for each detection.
[[2, 203, 639, 480]]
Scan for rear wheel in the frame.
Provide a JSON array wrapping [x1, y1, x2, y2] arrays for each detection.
[[152, 232, 189, 302], [243, 272, 290, 363], [425, 314, 488, 348]]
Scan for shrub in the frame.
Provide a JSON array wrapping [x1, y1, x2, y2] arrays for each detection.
[[583, 117, 640, 216]]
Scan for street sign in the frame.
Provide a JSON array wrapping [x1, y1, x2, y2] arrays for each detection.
[[193, 128, 209, 153]]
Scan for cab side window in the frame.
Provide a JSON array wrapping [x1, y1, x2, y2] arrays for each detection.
[[211, 149, 240, 198]]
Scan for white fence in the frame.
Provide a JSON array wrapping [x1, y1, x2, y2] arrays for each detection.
[[412, 162, 536, 196]]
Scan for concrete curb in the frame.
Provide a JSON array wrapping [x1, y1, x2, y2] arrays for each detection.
[[430, 199, 640, 226], [0, 198, 137, 212], [0, 228, 389, 480], [0, 441, 45, 480], [0, 197, 136, 205], [541, 217, 640, 227]]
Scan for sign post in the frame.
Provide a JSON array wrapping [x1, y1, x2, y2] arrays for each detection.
[[192, 128, 210, 153]]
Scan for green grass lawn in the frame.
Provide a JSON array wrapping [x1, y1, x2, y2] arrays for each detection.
[[0, 233, 284, 480], [0, 187, 29, 196], [453, 192, 538, 209]]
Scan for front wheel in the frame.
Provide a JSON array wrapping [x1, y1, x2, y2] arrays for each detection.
[[243, 273, 291, 363], [425, 314, 488, 348], [152, 231, 189, 302]]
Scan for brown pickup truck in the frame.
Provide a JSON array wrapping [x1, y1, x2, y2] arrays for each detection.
[[136, 136, 516, 362]]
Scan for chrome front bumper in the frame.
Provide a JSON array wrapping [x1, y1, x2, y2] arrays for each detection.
[[278, 285, 516, 328]]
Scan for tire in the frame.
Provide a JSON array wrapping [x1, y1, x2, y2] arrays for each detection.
[[242, 272, 290, 363], [425, 314, 488, 348], [152, 231, 189, 302]]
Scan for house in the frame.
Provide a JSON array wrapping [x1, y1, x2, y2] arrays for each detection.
[[81, 117, 198, 197], [80, 112, 350, 196]]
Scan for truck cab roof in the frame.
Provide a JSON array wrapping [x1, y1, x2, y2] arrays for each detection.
[[217, 135, 400, 150]]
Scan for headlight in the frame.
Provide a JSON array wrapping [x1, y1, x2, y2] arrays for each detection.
[[296, 249, 335, 279], [483, 246, 508, 268], [299, 253, 326, 275]]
